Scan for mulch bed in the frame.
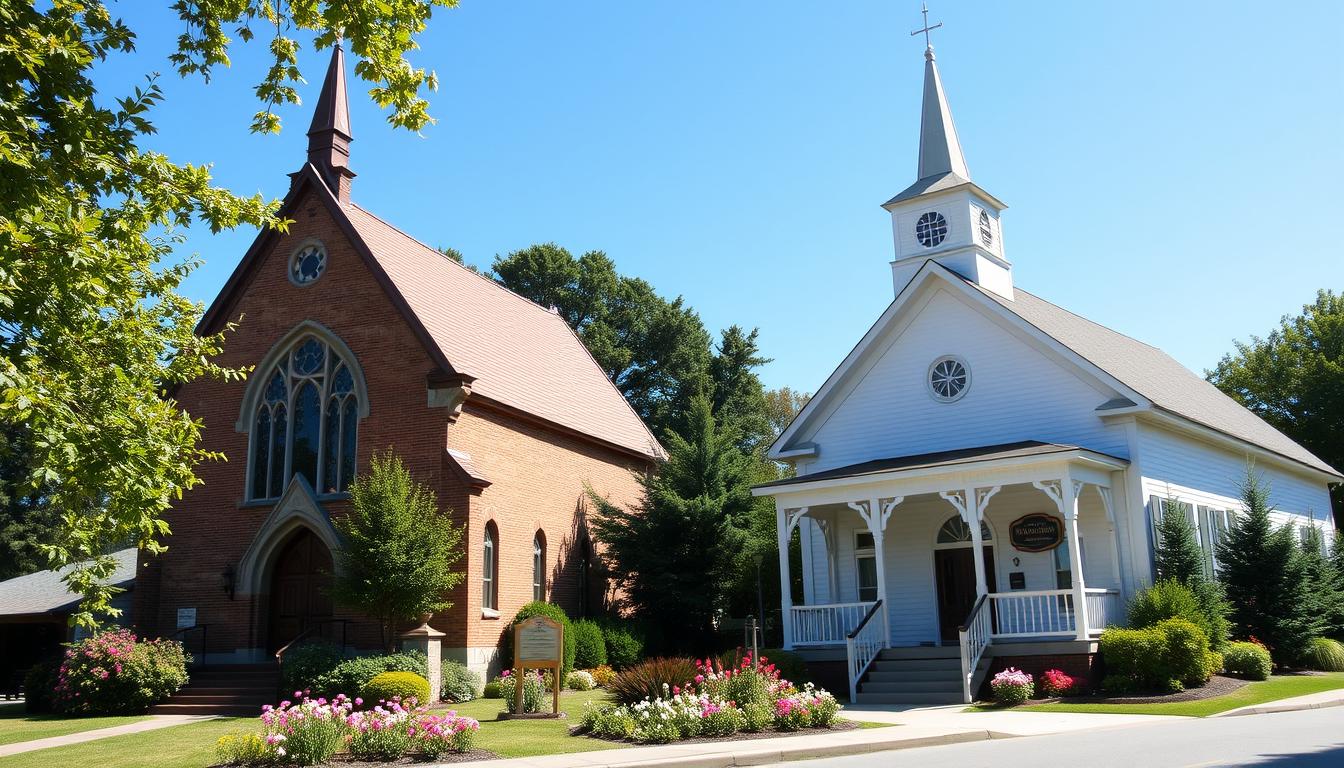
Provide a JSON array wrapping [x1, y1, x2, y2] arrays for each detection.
[[577, 720, 859, 745], [1019, 674, 1249, 706], [213, 750, 499, 767]]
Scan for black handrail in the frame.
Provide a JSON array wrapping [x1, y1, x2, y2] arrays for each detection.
[[170, 624, 208, 667], [846, 599, 884, 640], [956, 594, 988, 633]]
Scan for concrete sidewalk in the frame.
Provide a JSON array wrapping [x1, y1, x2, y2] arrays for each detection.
[[440, 707, 1181, 768], [1215, 688, 1344, 717], [0, 715, 214, 758]]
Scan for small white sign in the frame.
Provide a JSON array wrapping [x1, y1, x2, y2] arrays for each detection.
[[176, 607, 197, 629]]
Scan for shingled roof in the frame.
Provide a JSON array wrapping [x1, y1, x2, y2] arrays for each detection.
[[0, 548, 136, 618]]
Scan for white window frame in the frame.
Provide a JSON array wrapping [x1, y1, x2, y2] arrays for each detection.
[[482, 523, 499, 617], [532, 532, 546, 602], [855, 531, 878, 603]]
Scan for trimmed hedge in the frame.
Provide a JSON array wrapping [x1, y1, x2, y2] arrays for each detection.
[[313, 652, 428, 698], [1223, 641, 1272, 680], [598, 619, 644, 670], [500, 602, 576, 680], [572, 620, 607, 669], [1100, 617, 1221, 694], [363, 671, 431, 705]]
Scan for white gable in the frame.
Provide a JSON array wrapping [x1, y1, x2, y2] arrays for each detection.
[[787, 276, 1132, 474]]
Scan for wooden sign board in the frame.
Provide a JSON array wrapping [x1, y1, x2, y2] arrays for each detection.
[[1009, 513, 1064, 553], [512, 616, 562, 715]]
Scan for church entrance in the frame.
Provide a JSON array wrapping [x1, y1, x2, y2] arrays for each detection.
[[934, 546, 995, 645], [267, 528, 333, 653]]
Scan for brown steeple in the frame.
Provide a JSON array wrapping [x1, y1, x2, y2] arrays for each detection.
[[307, 42, 354, 202]]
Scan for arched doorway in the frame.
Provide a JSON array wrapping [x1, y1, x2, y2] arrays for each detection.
[[267, 527, 333, 652], [933, 516, 996, 644]]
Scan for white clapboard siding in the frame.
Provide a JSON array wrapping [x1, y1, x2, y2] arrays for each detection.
[[801, 286, 1129, 473]]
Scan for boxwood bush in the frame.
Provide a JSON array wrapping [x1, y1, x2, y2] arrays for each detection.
[[1127, 579, 1229, 651], [314, 651, 428, 698], [598, 619, 644, 670], [1223, 641, 1272, 680], [363, 671, 431, 705], [1100, 618, 1221, 694], [572, 620, 607, 669]]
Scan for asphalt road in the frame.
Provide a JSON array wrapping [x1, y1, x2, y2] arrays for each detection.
[[771, 708, 1344, 768]]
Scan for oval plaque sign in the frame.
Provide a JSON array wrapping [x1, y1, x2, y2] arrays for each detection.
[[1009, 513, 1063, 552]]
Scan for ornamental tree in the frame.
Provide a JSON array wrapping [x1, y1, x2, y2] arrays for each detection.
[[0, 0, 454, 628], [1154, 498, 1205, 586], [330, 451, 465, 650]]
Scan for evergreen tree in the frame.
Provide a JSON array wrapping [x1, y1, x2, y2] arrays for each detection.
[[1155, 498, 1206, 585], [1299, 524, 1344, 639], [331, 451, 466, 649], [1216, 469, 1323, 664], [589, 396, 751, 653]]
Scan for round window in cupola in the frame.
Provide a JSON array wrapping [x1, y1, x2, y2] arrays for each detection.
[[289, 241, 328, 286], [915, 211, 948, 248], [928, 356, 970, 402]]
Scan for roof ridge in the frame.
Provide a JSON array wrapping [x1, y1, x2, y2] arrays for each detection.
[[346, 202, 565, 320]]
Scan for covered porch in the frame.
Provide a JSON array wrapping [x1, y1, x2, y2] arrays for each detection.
[[754, 442, 1129, 702]]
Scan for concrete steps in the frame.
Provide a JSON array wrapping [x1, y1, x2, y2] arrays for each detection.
[[150, 664, 278, 717], [853, 649, 985, 706]]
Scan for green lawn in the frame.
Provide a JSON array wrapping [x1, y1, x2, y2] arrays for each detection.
[[0, 717, 248, 768], [445, 689, 627, 759], [0, 703, 150, 747], [972, 672, 1344, 717]]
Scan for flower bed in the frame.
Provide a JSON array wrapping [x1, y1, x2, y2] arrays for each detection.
[[578, 653, 842, 744], [215, 692, 479, 766]]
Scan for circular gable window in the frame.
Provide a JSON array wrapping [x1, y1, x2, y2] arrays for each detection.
[[915, 211, 948, 248], [928, 356, 970, 402], [290, 242, 327, 286]]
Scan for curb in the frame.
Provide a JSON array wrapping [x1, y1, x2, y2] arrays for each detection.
[[456, 730, 1017, 768], [1214, 696, 1344, 718]]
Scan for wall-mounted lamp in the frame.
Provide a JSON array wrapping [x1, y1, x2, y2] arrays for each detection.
[[220, 564, 236, 600]]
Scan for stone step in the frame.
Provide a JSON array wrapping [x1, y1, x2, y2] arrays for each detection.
[[853, 691, 963, 706], [865, 668, 962, 683], [868, 657, 961, 672], [877, 647, 961, 661]]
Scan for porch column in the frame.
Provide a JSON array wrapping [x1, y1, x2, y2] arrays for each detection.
[[776, 501, 796, 649], [939, 487, 999, 599], [1062, 478, 1090, 640], [849, 497, 902, 647]]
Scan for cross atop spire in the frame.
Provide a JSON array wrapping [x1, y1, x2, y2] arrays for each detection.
[[909, 2, 942, 51], [307, 41, 355, 202]]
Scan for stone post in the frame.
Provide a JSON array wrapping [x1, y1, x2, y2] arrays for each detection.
[[400, 622, 445, 703]]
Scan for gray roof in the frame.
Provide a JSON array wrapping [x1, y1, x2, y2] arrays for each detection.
[[757, 441, 1124, 490], [0, 548, 137, 617], [969, 279, 1341, 478]]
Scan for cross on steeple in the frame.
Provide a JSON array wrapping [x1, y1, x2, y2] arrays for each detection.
[[909, 2, 943, 49]]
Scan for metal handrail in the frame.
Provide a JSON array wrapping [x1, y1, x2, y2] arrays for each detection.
[[847, 599, 884, 640], [956, 594, 987, 633], [170, 624, 207, 667], [274, 618, 354, 664]]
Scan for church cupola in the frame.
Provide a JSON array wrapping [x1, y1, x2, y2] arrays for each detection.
[[307, 42, 356, 203], [883, 5, 1011, 300]]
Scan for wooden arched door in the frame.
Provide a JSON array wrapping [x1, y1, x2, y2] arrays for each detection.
[[267, 528, 333, 652]]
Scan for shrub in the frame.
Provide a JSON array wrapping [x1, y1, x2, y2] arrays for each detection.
[[362, 671, 431, 706], [278, 642, 343, 693], [572, 620, 608, 669], [1305, 637, 1344, 671], [741, 701, 773, 732], [413, 711, 480, 757], [313, 651, 427, 699], [441, 661, 481, 703], [720, 647, 809, 685], [599, 620, 644, 669], [567, 670, 596, 691], [347, 698, 416, 761], [54, 630, 189, 714], [1037, 668, 1079, 697], [1100, 618, 1217, 693], [259, 694, 352, 764], [609, 657, 697, 705], [1129, 579, 1229, 651], [1223, 641, 1273, 680], [500, 602, 576, 680], [990, 667, 1034, 706], [482, 681, 503, 699], [215, 731, 269, 766], [497, 669, 546, 713], [699, 702, 746, 737], [22, 657, 60, 714], [589, 664, 616, 687]]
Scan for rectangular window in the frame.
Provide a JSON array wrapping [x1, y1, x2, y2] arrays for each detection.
[[855, 532, 877, 603], [1147, 494, 1163, 571]]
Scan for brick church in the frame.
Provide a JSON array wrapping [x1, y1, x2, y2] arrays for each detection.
[[132, 44, 661, 679]]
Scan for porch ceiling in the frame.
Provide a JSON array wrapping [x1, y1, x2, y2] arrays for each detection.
[[752, 440, 1126, 504]]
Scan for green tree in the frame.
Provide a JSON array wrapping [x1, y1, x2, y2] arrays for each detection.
[[1155, 499, 1205, 585], [331, 451, 465, 650], [1208, 290, 1344, 523], [1216, 468, 1323, 663], [0, 0, 453, 629], [0, 424, 61, 579], [763, 387, 810, 438], [589, 396, 751, 653], [1299, 524, 1344, 639]]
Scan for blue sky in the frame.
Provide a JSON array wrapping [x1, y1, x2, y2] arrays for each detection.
[[102, 1, 1343, 392]]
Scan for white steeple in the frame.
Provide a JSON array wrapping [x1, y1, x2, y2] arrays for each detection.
[[884, 5, 1012, 300]]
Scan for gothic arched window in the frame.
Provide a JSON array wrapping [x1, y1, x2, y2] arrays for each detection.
[[248, 334, 361, 500], [482, 522, 499, 613], [532, 531, 546, 602]]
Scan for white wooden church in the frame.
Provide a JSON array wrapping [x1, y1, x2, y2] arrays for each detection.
[[754, 26, 1340, 705]]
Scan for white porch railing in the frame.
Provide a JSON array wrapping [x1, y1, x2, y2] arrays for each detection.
[[989, 588, 1118, 638], [1084, 588, 1122, 632], [791, 602, 877, 647], [845, 600, 885, 702], [958, 595, 992, 703]]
